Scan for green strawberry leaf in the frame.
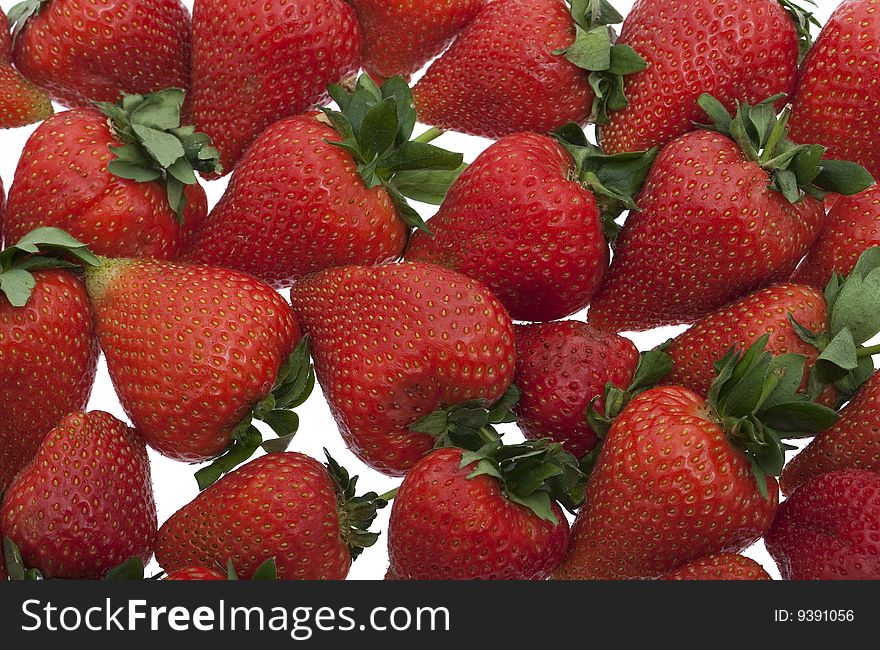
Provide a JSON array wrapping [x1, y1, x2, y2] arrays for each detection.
[[324, 451, 388, 560], [6, 0, 48, 42], [104, 557, 146, 580], [778, 0, 822, 63], [389, 165, 468, 205], [3, 537, 43, 581], [249, 558, 279, 581]]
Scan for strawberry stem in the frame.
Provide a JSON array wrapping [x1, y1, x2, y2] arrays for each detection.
[[413, 127, 445, 143]]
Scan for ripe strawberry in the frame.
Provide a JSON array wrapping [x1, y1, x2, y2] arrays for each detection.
[[0, 411, 156, 579], [346, 0, 484, 82], [794, 185, 880, 289], [84, 257, 314, 487], [0, 8, 51, 129], [387, 443, 583, 579], [413, 0, 646, 139], [588, 95, 873, 332], [554, 337, 839, 579], [599, 0, 811, 154], [156, 452, 386, 580], [164, 567, 226, 581], [290, 261, 516, 476], [4, 90, 220, 259], [0, 229, 100, 494], [788, 0, 880, 181], [8, 0, 191, 109], [661, 554, 772, 581], [185, 76, 463, 289], [406, 126, 656, 321], [190, 0, 361, 173], [766, 469, 880, 580]]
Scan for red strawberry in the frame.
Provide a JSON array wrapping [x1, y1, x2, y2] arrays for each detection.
[[164, 567, 226, 581], [0, 8, 52, 129], [406, 127, 655, 321], [185, 76, 463, 289], [788, 0, 880, 182], [413, 0, 646, 139], [156, 452, 386, 580], [554, 338, 839, 579], [190, 0, 361, 173], [84, 257, 313, 487], [588, 95, 873, 332], [0, 411, 156, 579], [387, 444, 581, 580], [0, 229, 100, 493], [599, 0, 809, 154], [290, 261, 516, 476], [794, 185, 880, 289], [4, 90, 219, 259], [661, 554, 772, 580], [346, 0, 484, 82], [8, 0, 191, 109], [766, 469, 880, 580]]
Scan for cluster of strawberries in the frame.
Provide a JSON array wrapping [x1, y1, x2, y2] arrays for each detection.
[[2, 0, 880, 582]]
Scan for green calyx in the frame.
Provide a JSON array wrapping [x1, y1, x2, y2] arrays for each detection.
[[697, 94, 875, 204], [96, 89, 222, 223], [778, 0, 822, 64], [7, 0, 49, 42], [103, 557, 148, 580], [792, 246, 880, 406], [321, 75, 465, 234], [324, 451, 388, 561], [194, 337, 316, 490], [554, 122, 657, 242], [707, 335, 840, 498], [226, 558, 278, 581], [3, 537, 43, 581], [555, 0, 647, 124], [0, 227, 101, 307]]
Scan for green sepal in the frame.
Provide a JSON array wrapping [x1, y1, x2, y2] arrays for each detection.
[[194, 337, 315, 490], [96, 89, 221, 222], [778, 0, 822, 64], [104, 557, 146, 580], [248, 558, 279, 581], [324, 451, 388, 561], [6, 0, 48, 42], [0, 227, 101, 307], [3, 537, 43, 581]]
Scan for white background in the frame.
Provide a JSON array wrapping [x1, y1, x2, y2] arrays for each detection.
[[0, 0, 851, 579]]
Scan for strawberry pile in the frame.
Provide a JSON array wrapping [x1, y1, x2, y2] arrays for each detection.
[[2, 0, 880, 582]]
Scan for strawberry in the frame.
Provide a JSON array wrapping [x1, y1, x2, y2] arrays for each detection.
[[190, 0, 361, 173], [406, 126, 656, 321], [290, 261, 516, 476], [8, 0, 191, 109], [413, 0, 646, 139], [794, 185, 880, 289], [184, 76, 463, 289], [661, 554, 771, 581], [0, 411, 156, 580], [588, 95, 873, 333], [0, 229, 100, 494], [598, 0, 814, 154], [346, 0, 484, 82], [3, 90, 220, 259], [766, 469, 880, 580], [84, 256, 314, 488], [554, 337, 839, 579], [387, 443, 583, 580], [788, 0, 880, 182], [156, 452, 386, 580], [164, 567, 226, 581], [0, 8, 51, 129], [513, 320, 671, 459]]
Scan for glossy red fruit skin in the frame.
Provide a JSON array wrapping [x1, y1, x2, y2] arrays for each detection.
[[514, 321, 639, 458], [156, 453, 354, 580], [781, 371, 880, 496], [413, 0, 593, 139], [388, 448, 570, 580], [347, 0, 484, 82], [12, 0, 191, 109], [788, 0, 880, 181], [406, 133, 608, 321], [0, 270, 98, 493], [555, 386, 778, 580], [661, 554, 771, 580], [588, 130, 826, 332], [190, 0, 361, 173], [290, 262, 516, 476], [766, 469, 880, 580], [183, 114, 406, 289], [1, 411, 157, 580], [794, 185, 880, 289], [164, 567, 226, 580], [86, 258, 301, 462], [3, 109, 208, 259], [600, 0, 798, 154]]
